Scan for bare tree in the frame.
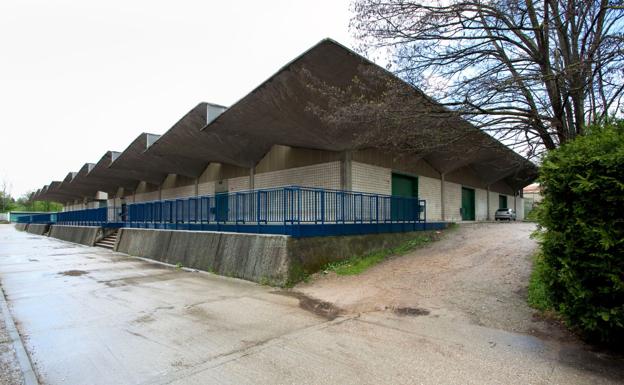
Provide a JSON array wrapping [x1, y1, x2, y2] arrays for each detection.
[[0, 178, 12, 213], [341, 0, 624, 158]]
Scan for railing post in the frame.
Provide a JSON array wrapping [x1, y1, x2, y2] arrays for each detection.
[[297, 187, 301, 225], [320, 189, 325, 224]]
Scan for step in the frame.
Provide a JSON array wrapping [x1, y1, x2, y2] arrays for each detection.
[[97, 239, 116, 245]]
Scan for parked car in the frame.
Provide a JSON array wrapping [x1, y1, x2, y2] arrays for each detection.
[[495, 208, 516, 221]]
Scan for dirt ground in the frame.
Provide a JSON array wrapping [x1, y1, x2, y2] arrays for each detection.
[[297, 222, 573, 341]]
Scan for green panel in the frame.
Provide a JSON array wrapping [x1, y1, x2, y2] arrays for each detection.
[[391, 174, 418, 197], [391, 174, 418, 221], [499, 195, 508, 209], [461, 187, 475, 220]]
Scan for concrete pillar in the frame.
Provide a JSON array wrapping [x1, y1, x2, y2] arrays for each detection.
[[249, 167, 255, 190], [341, 151, 352, 191], [440, 173, 446, 221], [514, 191, 517, 211], [195, 178, 199, 197], [486, 185, 491, 220]]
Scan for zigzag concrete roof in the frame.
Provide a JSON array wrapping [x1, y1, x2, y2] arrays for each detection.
[[87, 151, 146, 194], [110, 132, 208, 180], [148, 38, 536, 189], [36, 38, 536, 202]]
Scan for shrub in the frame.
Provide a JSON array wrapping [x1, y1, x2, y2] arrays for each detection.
[[535, 120, 624, 345]]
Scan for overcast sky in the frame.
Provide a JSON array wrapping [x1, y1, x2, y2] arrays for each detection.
[[0, 0, 354, 198]]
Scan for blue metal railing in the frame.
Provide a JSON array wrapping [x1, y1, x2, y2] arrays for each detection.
[[56, 207, 107, 226], [125, 186, 425, 225], [16, 186, 431, 236], [16, 213, 57, 224]]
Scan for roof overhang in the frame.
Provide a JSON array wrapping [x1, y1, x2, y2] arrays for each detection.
[[147, 39, 536, 187], [110, 132, 208, 181]]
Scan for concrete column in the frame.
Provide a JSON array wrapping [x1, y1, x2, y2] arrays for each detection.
[[340, 151, 352, 191], [249, 167, 255, 190], [514, 191, 517, 211], [158, 184, 162, 200], [486, 185, 491, 220], [195, 178, 199, 197], [440, 173, 446, 221]]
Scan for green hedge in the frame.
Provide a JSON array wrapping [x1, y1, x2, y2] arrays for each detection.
[[536, 121, 624, 345]]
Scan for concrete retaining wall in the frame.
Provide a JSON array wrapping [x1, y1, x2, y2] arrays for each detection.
[[26, 224, 49, 235], [288, 230, 437, 277], [116, 229, 290, 285], [48, 225, 103, 246], [115, 228, 445, 286], [14, 223, 28, 231]]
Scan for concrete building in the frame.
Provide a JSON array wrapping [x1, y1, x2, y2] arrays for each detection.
[[32, 39, 536, 225]]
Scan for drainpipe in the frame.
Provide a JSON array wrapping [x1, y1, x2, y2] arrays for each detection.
[[440, 173, 446, 221]]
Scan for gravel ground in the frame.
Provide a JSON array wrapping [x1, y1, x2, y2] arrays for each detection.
[[0, 295, 24, 385], [298, 222, 572, 341]]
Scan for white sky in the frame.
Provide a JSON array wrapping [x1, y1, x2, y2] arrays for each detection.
[[0, 0, 354, 198]]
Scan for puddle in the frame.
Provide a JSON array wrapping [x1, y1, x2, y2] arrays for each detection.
[[393, 307, 430, 317], [28, 258, 39, 262], [272, 291, 342, 320], [58, 270, 89, 277]]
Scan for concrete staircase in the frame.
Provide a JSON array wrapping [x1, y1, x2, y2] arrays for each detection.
[[95, 230, 119, 250]]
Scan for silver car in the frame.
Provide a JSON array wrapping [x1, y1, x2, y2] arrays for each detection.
[[495, 208, 516, 221]]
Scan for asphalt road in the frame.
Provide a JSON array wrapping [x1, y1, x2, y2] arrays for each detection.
[[0, 224, 622, 385]]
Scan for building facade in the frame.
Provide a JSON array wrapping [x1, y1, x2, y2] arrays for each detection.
[[34, 39, 535, 226]]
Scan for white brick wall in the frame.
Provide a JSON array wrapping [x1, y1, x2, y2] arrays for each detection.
[[475, 188, 488, 221], [161, 184, 196, 200], [254, 161, 341, 190], [198, 181, 215, 196], [351, 162, 391, 194], [131, 191, 159, 203], [228, 176, 250, 192], [419, 176, 441, 221], [444, 181, 463, 222]]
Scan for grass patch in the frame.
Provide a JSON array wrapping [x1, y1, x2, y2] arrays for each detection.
[[527, 253, 553, 311], [323, 231, 440, 276]]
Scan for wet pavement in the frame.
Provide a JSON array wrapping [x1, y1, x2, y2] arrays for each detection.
[[0, 224, 622, 385]]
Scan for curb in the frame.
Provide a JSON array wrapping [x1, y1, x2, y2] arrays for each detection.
[[0, 284, 39, 385]]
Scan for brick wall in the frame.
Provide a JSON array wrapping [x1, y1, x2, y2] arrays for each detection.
[[254, 161, 341, 190], [444, 181, 463, 222], [228, 176, 250, 192], [476, 188, 488, 221], [197, 181, 215, 196], [419, 176, 442, 221], [351, 162, 391, 194], [132, 191, 159, 203]]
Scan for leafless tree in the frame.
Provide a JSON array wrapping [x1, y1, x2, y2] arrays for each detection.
[[0, 178, 12, 212], [322, 0, 624, 159]]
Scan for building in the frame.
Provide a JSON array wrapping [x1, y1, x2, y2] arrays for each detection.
[[31, 39, 536, 230], [522, 183, 543, 218]]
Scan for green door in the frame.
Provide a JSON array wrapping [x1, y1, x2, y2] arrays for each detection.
[[499, 195, 508, 209], [461, 187, 475, 220], [392, 174, 418, 220]]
